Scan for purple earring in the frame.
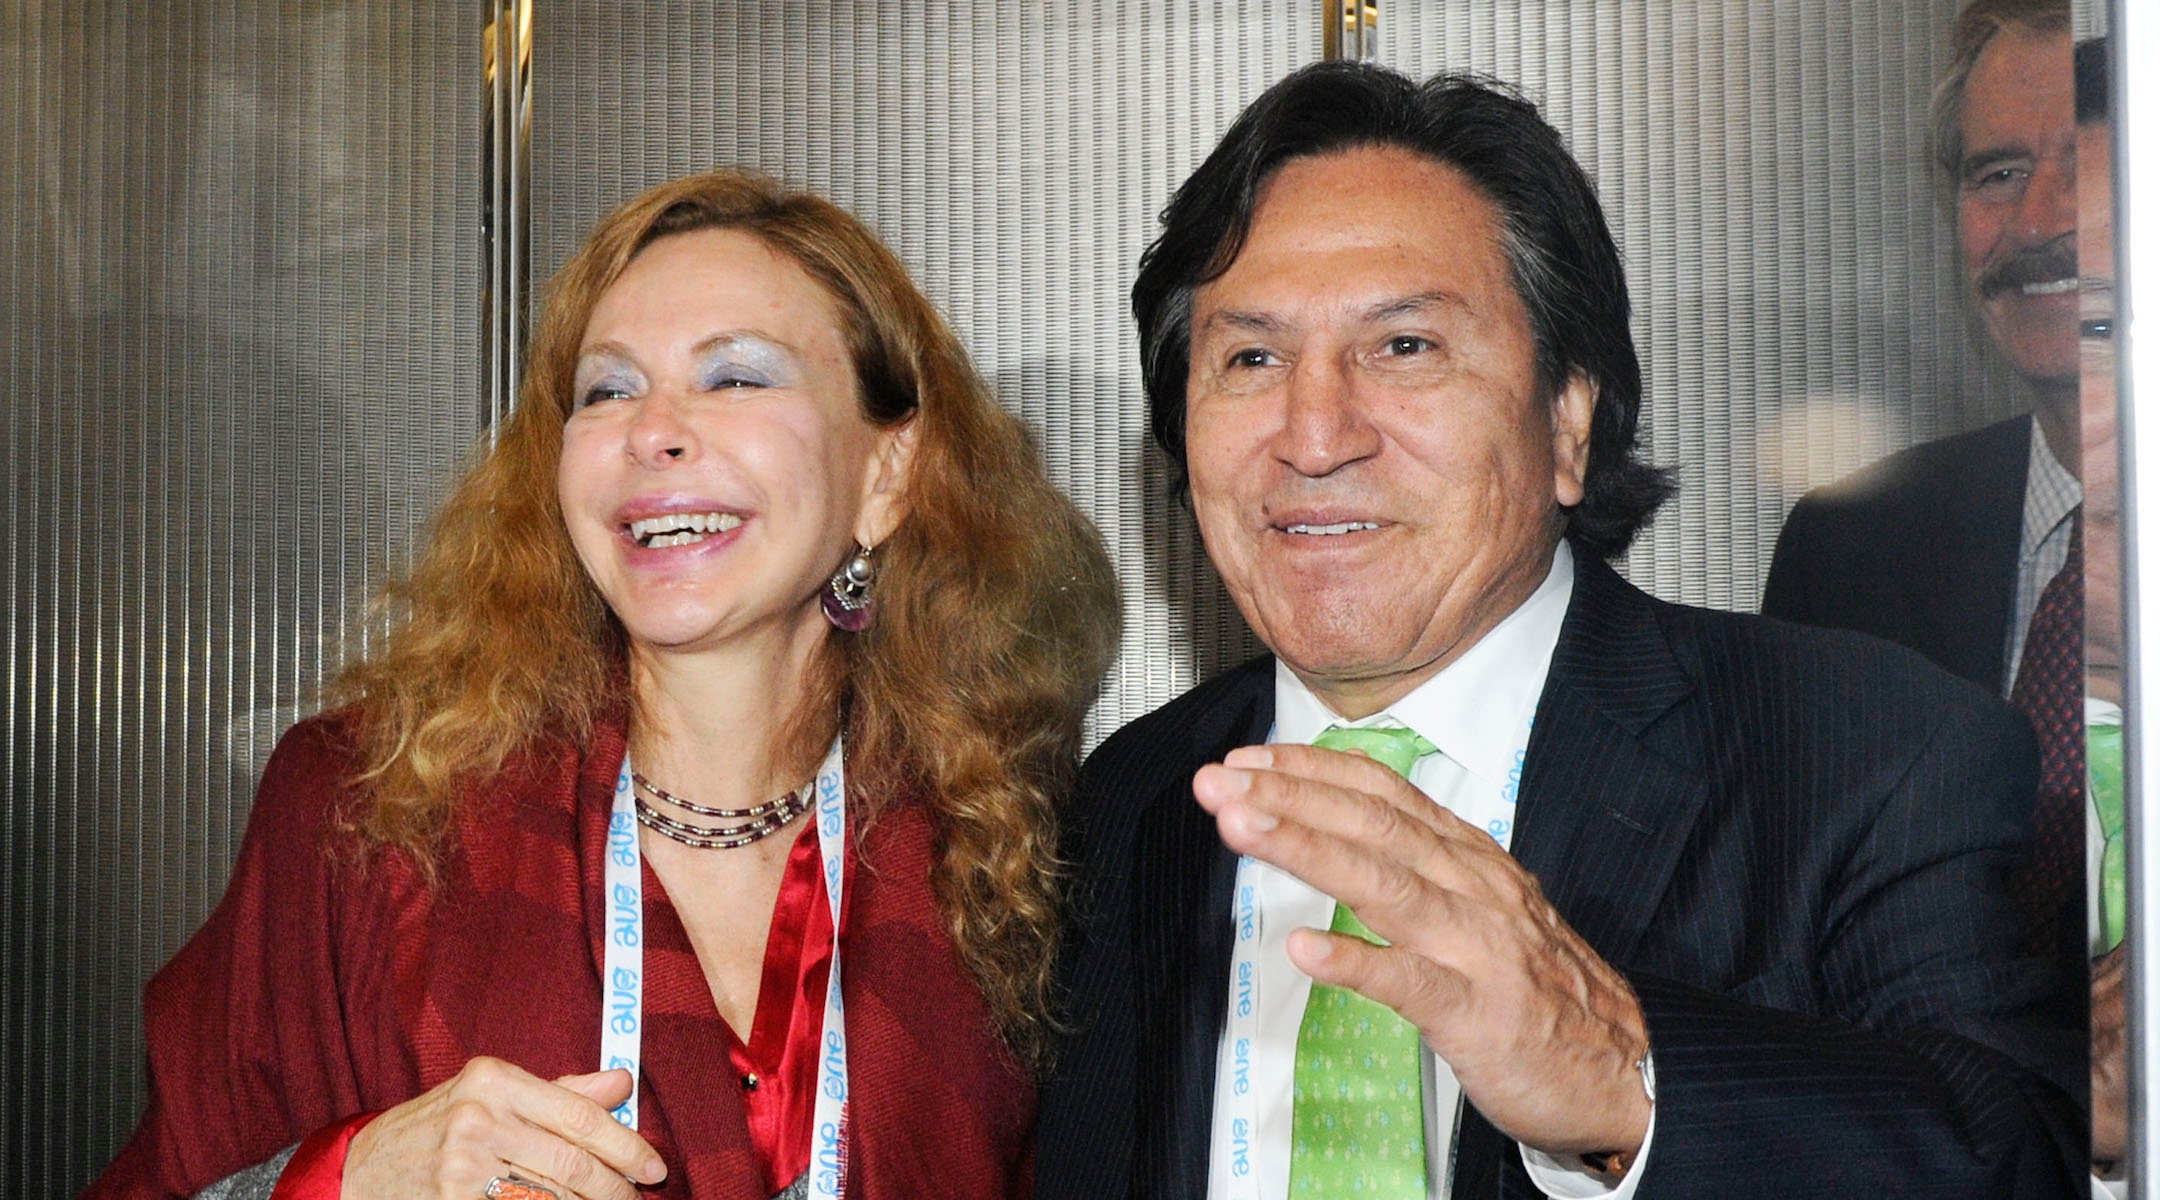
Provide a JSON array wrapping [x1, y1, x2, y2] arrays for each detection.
[[822, 543, 877, 632]]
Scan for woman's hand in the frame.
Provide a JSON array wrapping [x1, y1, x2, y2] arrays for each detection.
[[341, 1059, 666, 1200]]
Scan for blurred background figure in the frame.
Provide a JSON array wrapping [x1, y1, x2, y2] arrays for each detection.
[[1761, 0, 2089, 996]]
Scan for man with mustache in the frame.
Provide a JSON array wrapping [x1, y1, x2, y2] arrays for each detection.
[[1761, 0, 2087, 979]]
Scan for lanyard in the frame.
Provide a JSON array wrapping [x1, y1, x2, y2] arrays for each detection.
[[1219, 719, 1530, 1200], [603, 737, 852, 1198]]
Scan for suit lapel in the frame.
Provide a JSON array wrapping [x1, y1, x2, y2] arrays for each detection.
[[1131, 661, 1272, 1199], [1449, 559, 1709, 1199], [1929, 415, 2029, 693], [1510, 557, 1710, 970]]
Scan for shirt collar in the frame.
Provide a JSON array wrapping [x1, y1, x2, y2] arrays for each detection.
[[2021, 420, 2082, 559], [1273, 541, 1575, 791]]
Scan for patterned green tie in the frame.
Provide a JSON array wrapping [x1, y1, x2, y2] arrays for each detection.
[[2093, 719, 2126, 951], [1288, 724, 1438, 1198]]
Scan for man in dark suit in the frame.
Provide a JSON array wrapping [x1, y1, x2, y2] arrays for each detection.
[[1038, 63, 2083, 1198], [1762, 0, 2079, 700], [1761, 0, 2093, 1038]]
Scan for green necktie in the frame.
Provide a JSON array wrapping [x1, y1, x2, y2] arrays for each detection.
[[1288, 724, 1439, 1199], [2093, 719, 2126, 952]]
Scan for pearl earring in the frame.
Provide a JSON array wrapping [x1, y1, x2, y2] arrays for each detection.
[[822, 543, 878, 632]]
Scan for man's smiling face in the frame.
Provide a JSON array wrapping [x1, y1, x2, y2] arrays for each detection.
[[1182, 145, 1593, 717], [1957, 24, 2079, 390]]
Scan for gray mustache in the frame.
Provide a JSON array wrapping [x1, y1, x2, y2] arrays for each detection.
[[1976, 236, 2078, 298]]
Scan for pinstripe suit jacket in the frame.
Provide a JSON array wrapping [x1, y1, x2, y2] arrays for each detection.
[[1761, 414, 2031, 695], [1038, 551, 2084, 1199]]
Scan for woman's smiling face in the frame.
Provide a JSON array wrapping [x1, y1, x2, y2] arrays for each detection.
[[557, 226, 911, 656]]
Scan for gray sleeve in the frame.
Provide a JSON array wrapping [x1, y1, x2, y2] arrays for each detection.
[[192, 1144, 299, 1200]]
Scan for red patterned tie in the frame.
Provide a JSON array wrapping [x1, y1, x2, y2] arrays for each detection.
[[2007, 512, 2084, 961]]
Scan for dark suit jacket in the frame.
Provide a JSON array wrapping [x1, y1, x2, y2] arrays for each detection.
[[1761, 414, 2089, 991], [1039, 551, 2083, 1199], [1760, 414, 2031, 693]]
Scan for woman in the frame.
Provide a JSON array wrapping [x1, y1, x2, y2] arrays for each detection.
[[88, 170, 1120, 1199]]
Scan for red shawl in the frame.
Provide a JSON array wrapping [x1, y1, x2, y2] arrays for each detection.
[[87, 712, 1035, 1198]]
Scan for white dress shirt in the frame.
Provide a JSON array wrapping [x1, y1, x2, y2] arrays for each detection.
[[1205, 542, 1655, 1200], [2006, 423, 2082, 690]]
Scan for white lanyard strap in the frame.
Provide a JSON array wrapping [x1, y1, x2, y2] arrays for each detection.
[[602, 764, 644, 1128], [603, 738, 851, 1199], [807, 739, 850, 1199], [1221, 866, 1263, 1200]]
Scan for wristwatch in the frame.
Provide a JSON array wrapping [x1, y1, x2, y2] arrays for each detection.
[[1579, 1048, 1656, 1178]]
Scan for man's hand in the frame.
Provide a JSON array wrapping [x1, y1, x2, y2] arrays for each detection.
[[2093, 945, 2127, 1165], [1194, 743, 1652, 1159]]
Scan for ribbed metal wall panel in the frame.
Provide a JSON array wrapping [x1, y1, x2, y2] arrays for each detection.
[[535, 0, 2024, 736], [2072, 0, 2105, 40], [1, 3, 478, 1195]]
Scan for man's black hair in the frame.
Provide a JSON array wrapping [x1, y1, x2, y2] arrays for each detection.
[[2076, 36, 2110, 126], [1130, 61, 1675, 559]]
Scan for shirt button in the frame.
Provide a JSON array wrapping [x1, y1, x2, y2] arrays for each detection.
[[741, 1072, 760, 1092]]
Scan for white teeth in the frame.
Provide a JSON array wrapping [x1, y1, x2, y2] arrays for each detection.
[[2020, 278, 2077, 296], [629, 511, 742, 546], [1284, 521, 1380, 536]]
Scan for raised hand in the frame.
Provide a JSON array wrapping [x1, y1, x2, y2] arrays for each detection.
[[1194, 742, 1652, 1160]]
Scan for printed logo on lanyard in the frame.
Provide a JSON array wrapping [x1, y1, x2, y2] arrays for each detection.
[[1224, 876, 1260, 1193], [604, 738, 852, 1197], [601, 768, 643, 1127], [809, 747, 850, 1199]]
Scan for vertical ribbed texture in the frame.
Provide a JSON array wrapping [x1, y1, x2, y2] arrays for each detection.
[[1, 4, 477, 1195], [1391, 0, 2027, 611], [535, 0, 2028, 740], [533, 2, 1316, 746], [2070, 0, 2105, 41]]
